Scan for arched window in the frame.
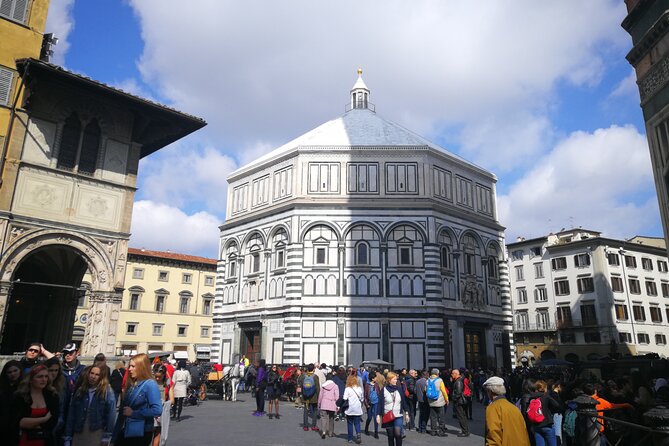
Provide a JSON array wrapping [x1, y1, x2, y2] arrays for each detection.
[[272, 228, 288, 270], [225, 241, 239, 279], [78, 119, 101, 174], [355, 242, 369, 265], [387, 225, 424, 268], [244, 232, 265, 275], [462, 233, 481, 276], [438, 230, 454, 271], [487, 243, 501, 279], [58, 113, 81, 170]]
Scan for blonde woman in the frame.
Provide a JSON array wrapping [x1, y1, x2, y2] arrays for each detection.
[[112, 353, 162, 446], [376, 372, 408, 446], [343, 374, 364, 444], [63, 365, 116, 446]]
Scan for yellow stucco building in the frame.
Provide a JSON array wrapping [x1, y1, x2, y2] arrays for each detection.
[[74, 248, 217, 361]]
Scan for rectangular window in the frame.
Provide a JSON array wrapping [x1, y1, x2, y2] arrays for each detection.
[[619, 332, 632, 343], [129, 293, 140, 311], [273, 166, 293, 200], [633, 305, 646, 322], [126, 323, 137, 335], [556, 306, 572, 326], [202, 299, 212, 316], [577, 277, 595, 293], [638, 333, 650, 345], [511, 250, 524, 261], [308, 162, 340, 193], [0, 0, 29, 23], [228, 260, 237, 279], [552, 257, 567, 271], [584, 332, 601, 343], [656, 334, 667, 345], [177, 325, 187, 337], [432, 166, 452, 201], [574, 254, 591, 268], [399, 246, 412, 265], [152, 324, 163, 336], [615, 304, 629, 321], [205, 276, 215, 286], [517, 288, 527, 304], [616, 304, 629, 321], [625, 255, 637, 268], [158, 271, 169, 282], [179, 297, 189, 314], [662, 283, 669, 298], [515, 265, 524, 281], [659, 260, 668, 273], [251, 175, 270, 207], [182, 273, 192, 284], [650, 307, 663, 323], [629, 278, 641, 294], [611, 276, 624, 292], [155, 295, 165, 313], [454, 176, 473, 207], [348, 163, 379, 193], [642, 258, 654, 271], [536, 310, 550, 329], [276, 249, 285, 269], [647, 281, 658, 296], [386, 163, 418, 194], [132, 268, 144, 279], [201, 326, 210, 337], [316, 247, 327, 264], [580, 304, 597, 325], [530, 247, 542, 257], [554, 279, 570, 296], [607, 253, 620, 266], [252, 252, 261, 272], [534, 287, 548, 302], [560, 332, 576, 343], [666, 307, 669, 322], [534, 263, 544, 279]]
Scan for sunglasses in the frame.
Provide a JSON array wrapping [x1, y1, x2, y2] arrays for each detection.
[[27, 348, 40, 353]]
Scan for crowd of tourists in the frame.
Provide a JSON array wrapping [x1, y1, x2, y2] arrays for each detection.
[[221, 357, 668, 446], [0, 341, 194, 446]]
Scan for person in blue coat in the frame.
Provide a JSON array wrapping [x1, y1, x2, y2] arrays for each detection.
[[112, 354, 162, 446], [63, 365, 116, 446]]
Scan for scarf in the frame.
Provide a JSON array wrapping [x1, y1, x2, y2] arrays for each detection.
[[385, 383, 399, 393]]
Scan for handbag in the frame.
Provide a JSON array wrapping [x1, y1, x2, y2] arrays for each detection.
[[382, 389, 398, 424], [336, 397, 349, 412], [124, 381, 148, 438]]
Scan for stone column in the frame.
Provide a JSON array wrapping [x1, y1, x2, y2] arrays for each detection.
[[573, 395, 600, 446], [0, 281, 13, 348], [644, 406, 669, 446], [81, 290, 122, 356]]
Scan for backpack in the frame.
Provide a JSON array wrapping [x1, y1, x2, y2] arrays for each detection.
[[463, 378, 471, 397], [426, 378, 440, 401], [563, 409, 577, 438], [369, 385, 379, 405], [526, 397, 545, 423], [302, 374, 316, 398]]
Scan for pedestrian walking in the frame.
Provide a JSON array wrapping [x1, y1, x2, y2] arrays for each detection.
[[171, 361, 191, 422], [299, 364, 320, 430], [253, 359, 268, 416], [343, 374, 364, 444], [451, 369, 470, 437], [364, 372, 381, 439], [317, 375, 339, 438], [377, 372, 408, 446], [426, 368, 448, 437], [415, 370, 430, 434], [483, 376, 530, 446]]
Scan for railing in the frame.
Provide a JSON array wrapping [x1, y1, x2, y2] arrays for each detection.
[[345, 101, 376, 113], [556, 319, 599, 329], [513, 322, 556, 332]]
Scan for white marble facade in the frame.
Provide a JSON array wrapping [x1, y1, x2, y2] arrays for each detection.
[[212, 74, 513, 370]]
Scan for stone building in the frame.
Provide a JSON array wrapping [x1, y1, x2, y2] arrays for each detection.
[[73, 248, 217, 361], [508, 228, 669, 364], [212, 72, 512, 370], [0, 57, 205, 355]]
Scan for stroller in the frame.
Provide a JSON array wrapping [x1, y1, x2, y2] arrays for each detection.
[[186, 386, 200, 406]]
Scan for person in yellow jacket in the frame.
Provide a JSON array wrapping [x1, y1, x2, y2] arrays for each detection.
[[426, 369, 449, 437], [483, 376, 530, 446]]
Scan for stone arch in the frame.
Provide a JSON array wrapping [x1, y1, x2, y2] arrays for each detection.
[[50, 95, 118, 137], [241, 230, 266, 249], [299, 221, 341, 243], [382, 221, 427, 242], [436, 225, 460, 250], [268, 223, 291, 243]]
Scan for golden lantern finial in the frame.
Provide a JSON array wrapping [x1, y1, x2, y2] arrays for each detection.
[[357, 68, 363, 75]]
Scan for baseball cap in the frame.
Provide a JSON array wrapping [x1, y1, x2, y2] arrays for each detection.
[[62, 342, 77, 353], [483, 376, 505, 387]]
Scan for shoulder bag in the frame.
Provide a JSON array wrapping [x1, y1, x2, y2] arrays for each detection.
[[382, 389, 397, 424], [124, 381, 148, 438]]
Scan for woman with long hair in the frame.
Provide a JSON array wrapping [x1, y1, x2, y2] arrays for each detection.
[[112, 353, 162, 446], [364, 371, 382, 439], [377, 372, 408, 446], [343, 374, 364, 444], [63, 365, 116, 446], [170, 361, 191, 422], [44, 357, 67, 441], [12, 364, 60, 446], [0, 360, 22, 439], [152, 365, 173, 446], [266, 364, 282, 419]]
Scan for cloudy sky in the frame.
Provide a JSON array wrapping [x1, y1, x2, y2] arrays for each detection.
[[45, 0, 660, 258]]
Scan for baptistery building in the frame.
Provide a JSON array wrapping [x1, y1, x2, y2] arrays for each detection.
[[212, 72, 512, 370]]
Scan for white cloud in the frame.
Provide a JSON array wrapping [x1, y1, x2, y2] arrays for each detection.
[[130, 200, 220, 258], [498, 125, 659, 241], [44, 0, 75, 66], [610, 70, 639, 100]]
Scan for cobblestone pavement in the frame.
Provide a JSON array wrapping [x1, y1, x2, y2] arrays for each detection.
[[166, 394, 486, 445]]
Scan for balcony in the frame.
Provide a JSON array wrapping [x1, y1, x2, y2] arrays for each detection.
[[513, 322, 556, 332], [556, 319, 598, 329]]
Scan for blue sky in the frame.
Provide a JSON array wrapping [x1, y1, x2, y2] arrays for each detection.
[[46, 0, 661, 258]]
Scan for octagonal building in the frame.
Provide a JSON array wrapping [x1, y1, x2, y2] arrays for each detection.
[[212, 72, 512, 370]]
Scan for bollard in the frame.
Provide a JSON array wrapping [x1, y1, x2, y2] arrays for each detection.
[[573, 395, 600, 446], [644, 405, 669, 446]]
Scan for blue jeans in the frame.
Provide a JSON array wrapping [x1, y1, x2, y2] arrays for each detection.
[[347, 415, 362, 441], [534, 425, 557, 446], [366, 403, 379, 433]]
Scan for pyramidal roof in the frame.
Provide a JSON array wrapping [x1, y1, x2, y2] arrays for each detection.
[[232, 72, 493, 179]]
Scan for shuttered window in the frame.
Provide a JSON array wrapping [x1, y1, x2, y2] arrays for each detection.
[[0, 0, 29, 23], [0, 67, 13, 106]]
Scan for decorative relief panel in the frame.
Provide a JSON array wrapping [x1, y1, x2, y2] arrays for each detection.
[[13, 170, 73, 219], [101, 140, 129, 184], [72, 184, 122, 230], [22, 118, 57, 166]]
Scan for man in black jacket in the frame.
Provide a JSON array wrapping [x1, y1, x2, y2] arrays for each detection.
[[405, 369, 418, 430], [450, 369, 469, 437]]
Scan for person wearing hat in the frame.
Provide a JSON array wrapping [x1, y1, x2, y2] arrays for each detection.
[[62, 343, 86, 395], [483, 376, 530, 446]]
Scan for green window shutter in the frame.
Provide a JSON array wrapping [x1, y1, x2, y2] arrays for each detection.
[[0, 67, 14, 106]]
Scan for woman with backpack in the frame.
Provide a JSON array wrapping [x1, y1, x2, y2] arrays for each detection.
[[521, 379, 562, 446], [266, 364, 282, 419], [364, 372, 382, 439]]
